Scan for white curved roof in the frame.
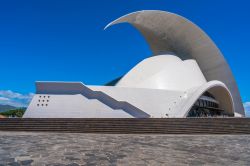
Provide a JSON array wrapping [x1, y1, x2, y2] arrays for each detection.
[[105, 10, 245, 116], [116, 55, 207, 91]]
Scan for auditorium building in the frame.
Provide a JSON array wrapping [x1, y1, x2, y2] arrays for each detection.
[[23, 10, 245, 118]]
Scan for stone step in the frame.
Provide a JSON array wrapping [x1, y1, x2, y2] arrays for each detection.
[[0, 118, 250, 134], [0, 129, 248, 134], [0, 123, 249, 127]]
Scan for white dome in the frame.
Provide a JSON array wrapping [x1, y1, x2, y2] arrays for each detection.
[[116, 54, 207, 91]]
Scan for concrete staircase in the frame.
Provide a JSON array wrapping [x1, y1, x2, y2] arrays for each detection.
[[0, 118, 250, 134]]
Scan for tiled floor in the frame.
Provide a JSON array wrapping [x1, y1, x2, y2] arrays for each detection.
[[0, 132, 250, 165]]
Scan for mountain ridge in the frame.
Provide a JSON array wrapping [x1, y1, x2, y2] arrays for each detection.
[[0, 104, 17, 112]]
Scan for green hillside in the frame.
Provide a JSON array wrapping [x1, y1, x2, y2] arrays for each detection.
[[0, 108, 26, 118]]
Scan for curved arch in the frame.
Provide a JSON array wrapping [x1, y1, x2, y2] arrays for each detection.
[[175, 80, 234, 117], [105, 10, 244, 116]]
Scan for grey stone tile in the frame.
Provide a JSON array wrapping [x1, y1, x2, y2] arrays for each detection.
[[0, 132, 250, 165]]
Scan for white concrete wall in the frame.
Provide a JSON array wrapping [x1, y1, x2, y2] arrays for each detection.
[[23, 81, 234, 118], [89, 86, 187, 118], [24, 94, 133, 118]]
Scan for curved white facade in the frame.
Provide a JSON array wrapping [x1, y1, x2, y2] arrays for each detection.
[[117, 55, 207, 91], [23, 10, 244, 118], [106, 10, 244, 116]]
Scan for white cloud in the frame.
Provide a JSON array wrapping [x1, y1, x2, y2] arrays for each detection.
[[0, 90, 33, 100], [0, 90, 34, 107], [0, 97, 10, 101], [243, 102, 250, 117]]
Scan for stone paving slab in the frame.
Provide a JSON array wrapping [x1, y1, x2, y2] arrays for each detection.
[[0, 132, 250, 165]]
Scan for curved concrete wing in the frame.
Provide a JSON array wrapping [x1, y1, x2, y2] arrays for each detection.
[[105, 10, 244, 116]]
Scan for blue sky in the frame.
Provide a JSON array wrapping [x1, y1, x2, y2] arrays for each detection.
[[0, 0, 249, 114]]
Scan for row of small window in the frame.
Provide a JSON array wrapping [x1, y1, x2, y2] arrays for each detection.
[[195, 99, 219, 108], [39, 95, 50, 98], [37, 104, 48, 107], [187, 108, 223, 117], [38, 100, 49, 102]]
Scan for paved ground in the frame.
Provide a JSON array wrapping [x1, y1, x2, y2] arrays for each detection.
[[0, 132, 250, 165]]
